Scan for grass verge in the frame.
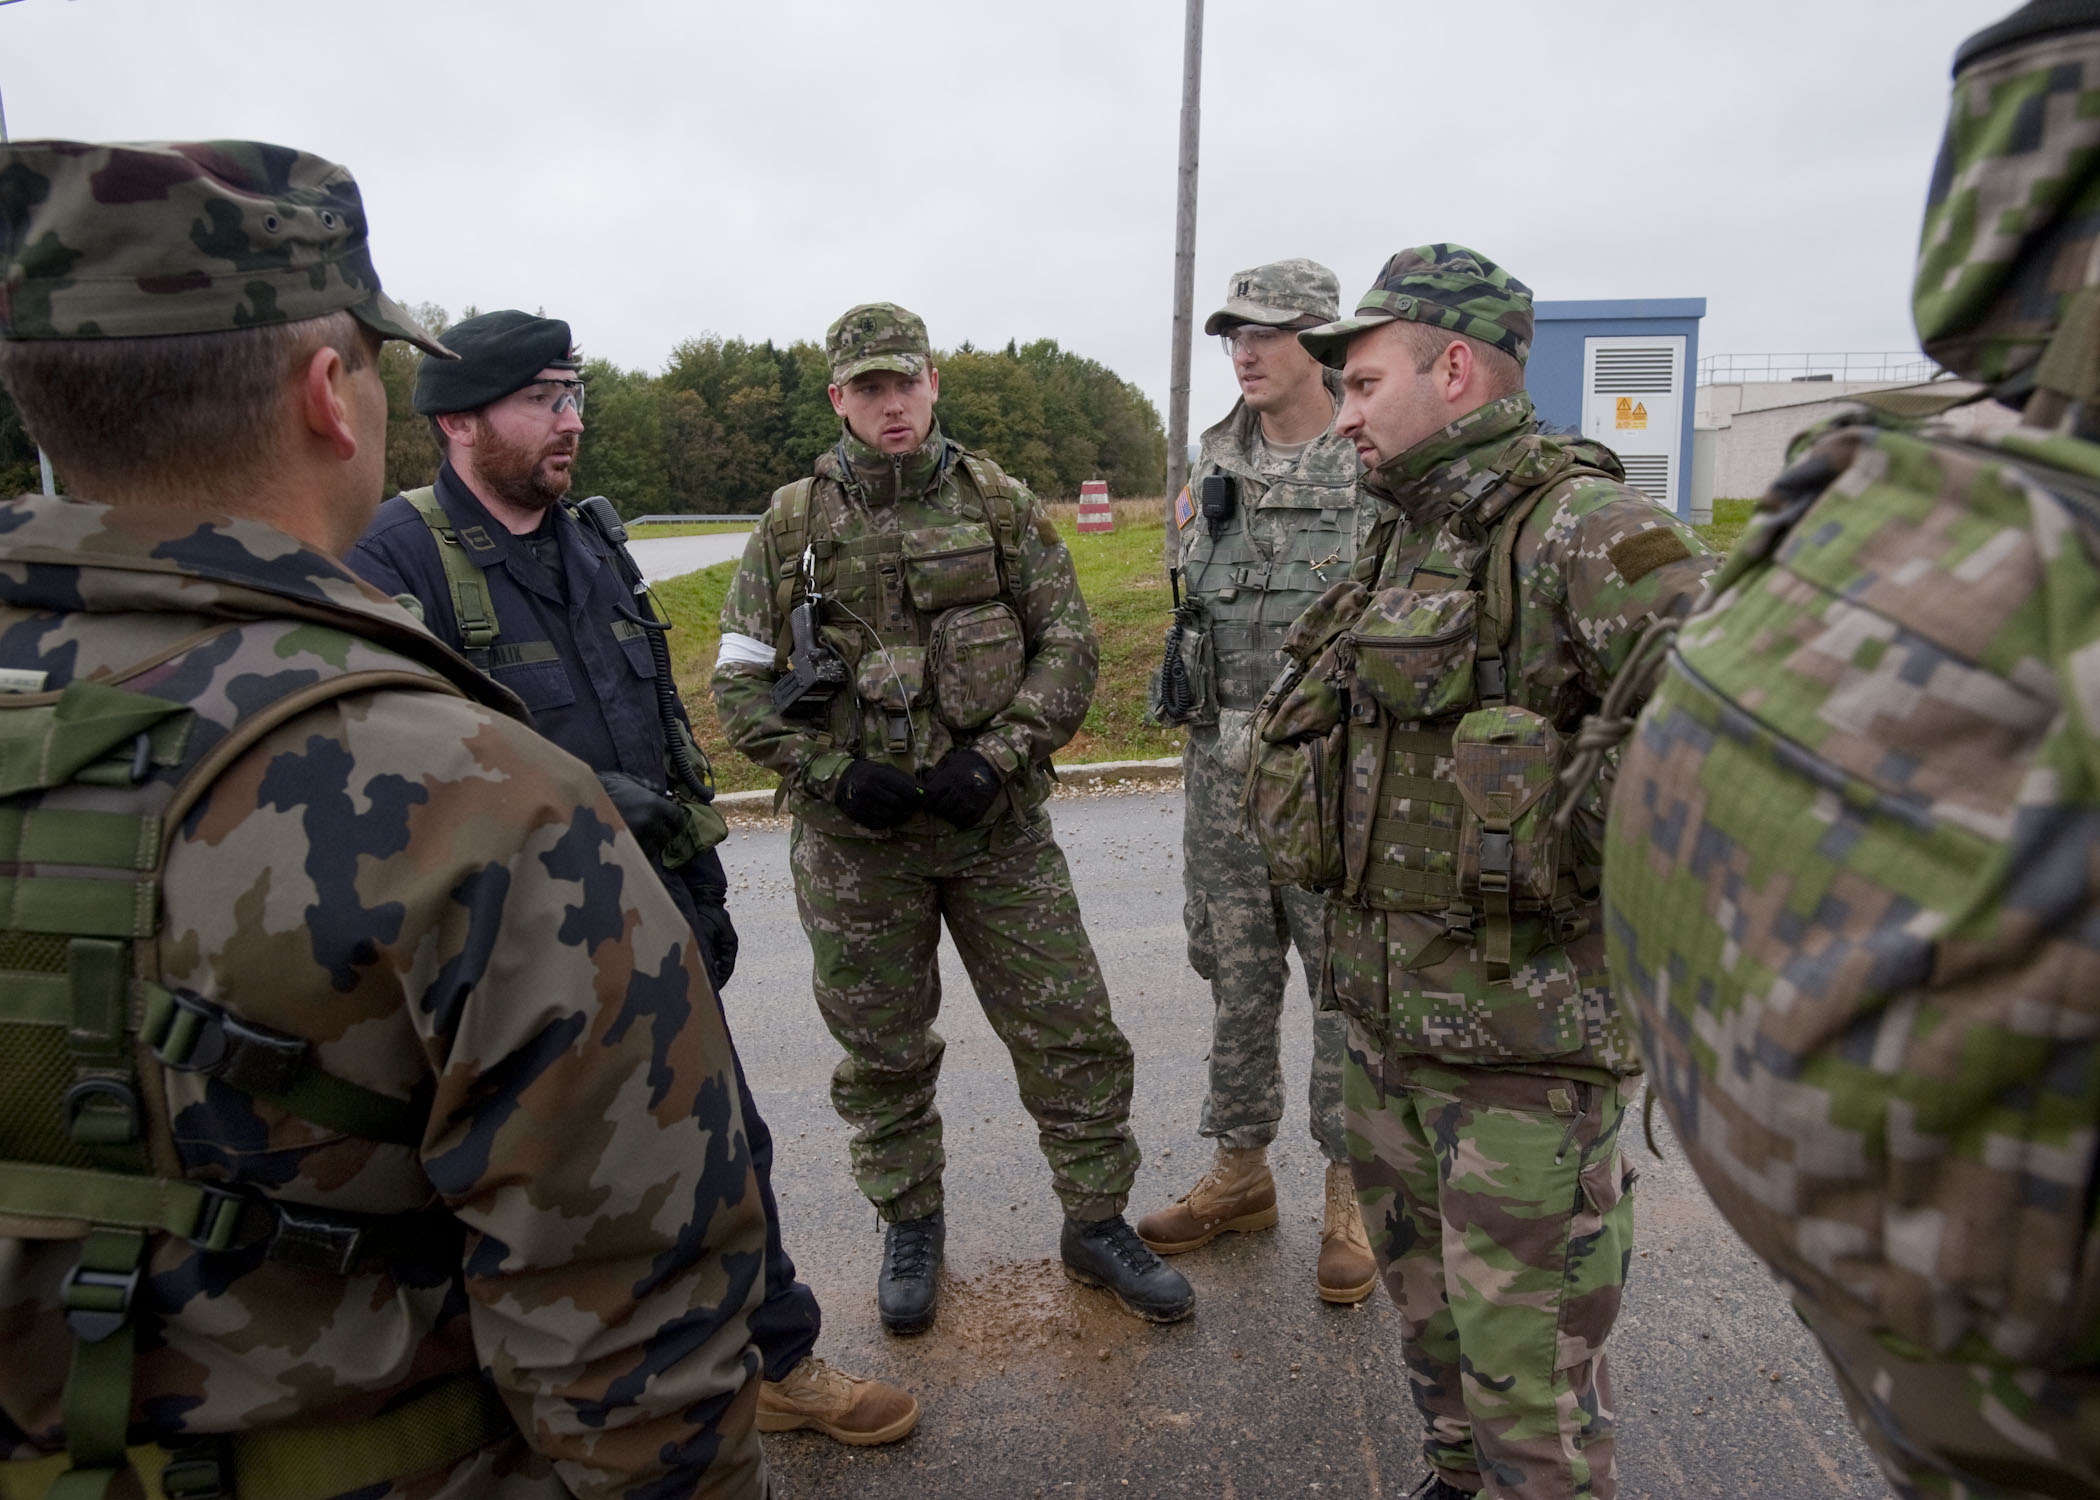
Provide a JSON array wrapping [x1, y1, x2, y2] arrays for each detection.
[[629, 521, 756, 538], [660, 493, 1755, 792]]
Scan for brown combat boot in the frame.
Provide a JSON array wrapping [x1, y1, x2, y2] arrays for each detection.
[[757, 1356, 920, 1446], [1135, 1144, 1278, 1254], [1317, 1160, 1378, 1304]]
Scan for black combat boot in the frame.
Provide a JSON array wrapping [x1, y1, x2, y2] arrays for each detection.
[[1059, 1213, 1196, 1323], [877, 1210, 944, 1335], [1407, 1473, 1479, 1499]]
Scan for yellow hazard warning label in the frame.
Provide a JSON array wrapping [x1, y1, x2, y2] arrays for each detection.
[[1615, 398, 1648, 431]]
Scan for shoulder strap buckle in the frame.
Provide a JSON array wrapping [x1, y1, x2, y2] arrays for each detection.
[[159, 1439, 233, 1500], [60, 1260, 139, 1344], [154, 989, 305, 1096]]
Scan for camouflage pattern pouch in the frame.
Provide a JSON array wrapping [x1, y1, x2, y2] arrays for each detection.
[[1244, 721, 1347, 893], [1146, 605, 1218, 728], [1245, 636, 1352, 892], [1605, 418, 2100, 1366], [930, 601, 1024, 730], [1283, 579, 1371, 665], [1348, 587, 1478, 723], [1452, 704, 1562, 908], [899, 522, 1003, 611], [855, 644, 926, 759]]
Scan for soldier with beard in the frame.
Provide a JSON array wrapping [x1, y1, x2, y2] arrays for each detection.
[[351, 311, 919, 1447]]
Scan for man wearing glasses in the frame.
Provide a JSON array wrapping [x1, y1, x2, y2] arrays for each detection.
[[351, 310, 920, 1448], [1136, 260, 1377, 1305]]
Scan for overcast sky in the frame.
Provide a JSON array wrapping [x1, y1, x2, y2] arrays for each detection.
[[3, 0, 2008, 434]]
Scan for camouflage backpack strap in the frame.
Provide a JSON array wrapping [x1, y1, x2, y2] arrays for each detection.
[[1472, 481, 1558, 707], [766, 476, 825, 622], [954, 451, 1025, 595], [403, 486, 498, 670], [0, 637, 470, 1500]]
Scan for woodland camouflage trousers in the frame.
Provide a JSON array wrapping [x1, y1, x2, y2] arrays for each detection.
[[789, 809, 1138, 1225], [1343, 1017, 1636, 1499]]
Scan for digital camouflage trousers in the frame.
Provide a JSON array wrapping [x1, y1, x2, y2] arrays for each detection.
[[1182, 737, 1346, 1160], [789, 808, 1138, 1224], [1343, 1017, 1636, 1499], [1804, 1301, 2100, 1500]]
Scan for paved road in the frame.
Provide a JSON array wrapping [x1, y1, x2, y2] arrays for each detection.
[[627, 528, 753, 584], [717, 787, 1889, 1499]]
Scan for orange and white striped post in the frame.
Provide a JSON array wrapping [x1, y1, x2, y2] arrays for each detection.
[[1076, 480, 1113, 533]]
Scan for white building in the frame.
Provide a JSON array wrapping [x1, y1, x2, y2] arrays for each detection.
[[1695, 354, 2020, 502]]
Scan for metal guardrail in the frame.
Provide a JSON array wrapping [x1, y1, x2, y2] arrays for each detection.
[[1697, 352, 1941, 386], [624, 514, 759, 526]]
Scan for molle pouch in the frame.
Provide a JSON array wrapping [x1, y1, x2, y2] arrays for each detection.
[[900, 523, 1003, 612], [1147, 610, 1218, 728], [1452, 705, 1563, 973], [1348, 588, 1478, 723], [930, 601, 1025, 730], [855, 644, 926, 758], [1281, 579, 1369, 666], [1243, 719, 1346, 893], [1258, 637, 1346, 745]]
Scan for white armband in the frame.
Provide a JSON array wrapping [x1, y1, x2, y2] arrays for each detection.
[[716, 631, 778, 669]]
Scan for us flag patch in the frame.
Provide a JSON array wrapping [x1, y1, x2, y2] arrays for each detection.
[[1174, 485, 1195, 530]]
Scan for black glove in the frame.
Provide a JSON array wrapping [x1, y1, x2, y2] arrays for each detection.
[[691, 893, 739, 992], [597, 770, 685, 858], [921, 749, 1003, 828], [832, 759, 923, 830]]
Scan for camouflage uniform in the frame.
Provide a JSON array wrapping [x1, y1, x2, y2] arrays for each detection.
[[1175, 259, 1366, 1164], [1601, 11, 2100, 1498], [0, 143, 769, 1500], [1284, 248, 1717, 1499], [711, 310, 1137, 1226]]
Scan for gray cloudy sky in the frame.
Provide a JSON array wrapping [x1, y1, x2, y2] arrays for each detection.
[[3, 0, 2008, 432]]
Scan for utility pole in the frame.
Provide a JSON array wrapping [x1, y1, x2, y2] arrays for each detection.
[[0, 0, 57, 497], [1163, 0, 1202, 568]]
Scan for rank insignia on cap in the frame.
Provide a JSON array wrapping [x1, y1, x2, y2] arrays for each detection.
[[1174, 485, 1196, 530]]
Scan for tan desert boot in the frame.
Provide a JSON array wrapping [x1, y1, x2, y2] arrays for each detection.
[[1135, 1144, 1278, 1254], [757, 1355, 920, 1446], [1317, 1160, 1378, 1304]]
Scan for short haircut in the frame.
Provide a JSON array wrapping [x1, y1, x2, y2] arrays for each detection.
[[0, 311, 370, 496], [1392, 319, 1525, 400]]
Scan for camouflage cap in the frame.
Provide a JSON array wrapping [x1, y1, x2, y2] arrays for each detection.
[[1913, 3, 2100, 385], [826, 302, 930, 385], [1203, 257, 1341, 335], [1298, 244, 1534, 368], [0, 139, 450, 357]]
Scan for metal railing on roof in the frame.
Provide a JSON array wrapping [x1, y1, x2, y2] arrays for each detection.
[[1697, 352, 1942, 386]]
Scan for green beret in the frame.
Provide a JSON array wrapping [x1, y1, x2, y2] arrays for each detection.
[[413, 309, 578, 415], [0, 138, 448, 356]]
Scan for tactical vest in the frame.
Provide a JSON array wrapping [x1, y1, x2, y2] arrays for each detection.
[[762, 449, 1032, 778], [0, 625, 510, 1500], [1603, 413, 2100, 1368], [1178, 439, 1359, 719], [1252, 451, 1619, 984], [402, 487, 724, 865], [403, 485, 661, 673]]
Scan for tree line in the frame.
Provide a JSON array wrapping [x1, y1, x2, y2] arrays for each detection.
[[0, 307, 1167, 517]]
